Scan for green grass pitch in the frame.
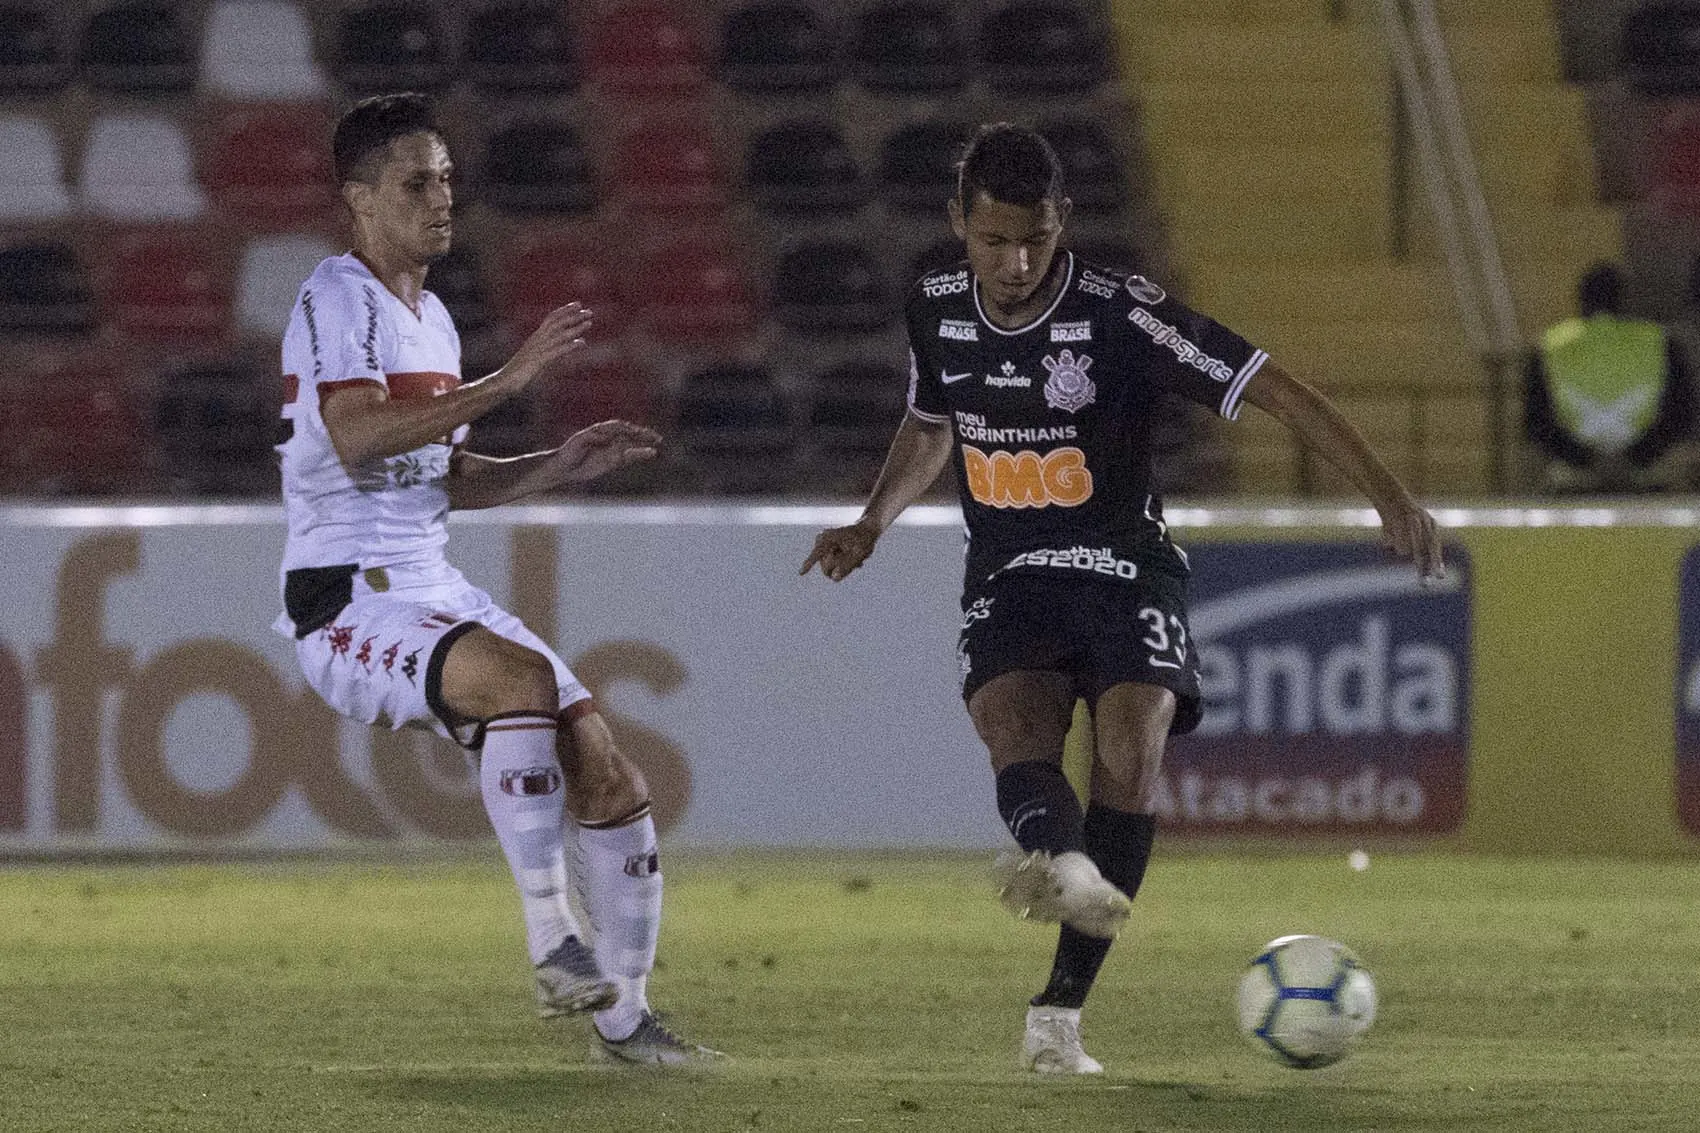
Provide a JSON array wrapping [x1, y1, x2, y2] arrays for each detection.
[[2, 851, 1697, 1132]]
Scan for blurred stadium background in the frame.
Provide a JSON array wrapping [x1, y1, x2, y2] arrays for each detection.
[[0, 0, 1683, 501], [5, 4, 1700, 1128]]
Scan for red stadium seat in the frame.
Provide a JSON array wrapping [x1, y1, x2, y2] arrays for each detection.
[[0, 351, 153, 494], [543, 348, 658, 434], [632, 230, 756, 342], [497, 229, 630, 346], [199, 103, 338, 232], [583, 3, 707, 95], [96, 224, 234, 345], [609, 112, 727, 216]]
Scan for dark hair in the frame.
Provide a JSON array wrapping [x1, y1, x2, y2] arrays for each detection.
[[333, 93, 441, 185], [955, 122, 1064, 216], [1579, 261, 1624, 316]]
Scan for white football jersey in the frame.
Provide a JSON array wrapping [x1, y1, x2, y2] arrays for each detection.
[[275, 253, 468, 635]]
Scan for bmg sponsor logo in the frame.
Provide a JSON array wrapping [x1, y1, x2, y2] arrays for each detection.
[[1160, 543, 1471, 836]]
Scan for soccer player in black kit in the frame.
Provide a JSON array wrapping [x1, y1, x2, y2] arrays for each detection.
[[802, 123, 1445, 1074]]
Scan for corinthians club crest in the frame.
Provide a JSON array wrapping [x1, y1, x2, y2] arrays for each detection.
[[1041, 349, 1095, 413]]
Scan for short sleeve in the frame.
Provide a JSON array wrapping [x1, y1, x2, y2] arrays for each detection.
[[282, 275, 393, 412], [905, 295, 949, 424], [1123, 288, 1268, 422]]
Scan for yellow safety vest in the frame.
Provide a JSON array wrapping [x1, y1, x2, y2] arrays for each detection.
[[1540, 315, 1667, 455]]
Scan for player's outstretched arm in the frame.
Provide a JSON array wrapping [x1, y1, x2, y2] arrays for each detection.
[[322, 303, 594, 468], [446, 420, 661, 510], [801, 412, 953, 582], [1241, 361, 1445, 581]]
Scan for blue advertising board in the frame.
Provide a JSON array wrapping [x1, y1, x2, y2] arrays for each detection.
[[1162, 542, 1472, 836]]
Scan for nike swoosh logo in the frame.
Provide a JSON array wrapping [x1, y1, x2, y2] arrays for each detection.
[[1147, 658, 1182, 670], [942, 371, 971, 384]]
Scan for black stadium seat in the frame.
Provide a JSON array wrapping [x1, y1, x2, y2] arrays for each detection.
[[907, 237, 965, 284], [746, 120, 868, 214], [78, 2, 194, 93], [1040, 117, 1127, 213], [772, 241, 895, 333], [878, 118, 971, 211], [675, 363, 796, 492], [463, 2, 577, 93], [719, 1, 835, 93], [154, 357, 279, 495], [0, 241, 95, 336], [482, 120, 598, 214], [333, 1, 451, 93], [851, 0, 966, 92], [0, 6, 68, 94], [1067, 237, 1142, 274], [1624, 3, 1700, 97], [981, 0, 1108, 94], [424, 247, 491, 340]]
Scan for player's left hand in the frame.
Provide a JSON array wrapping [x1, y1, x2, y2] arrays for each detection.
[[1378, 494, 1445, 582], [548, 420, 661, 485]]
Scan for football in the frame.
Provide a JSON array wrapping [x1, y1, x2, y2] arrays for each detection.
[[1236, 934, 1377, 1069]]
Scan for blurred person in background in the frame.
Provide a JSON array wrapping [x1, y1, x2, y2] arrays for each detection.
[[274, 93, 718, 1066], [1524, 261, 1698, 492], [802, 122, 1443, 1076]]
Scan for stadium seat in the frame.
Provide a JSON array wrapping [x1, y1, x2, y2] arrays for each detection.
[[80, 113, 207, 222], [907, 237, 965, 284], [78, 1, 195, 93], [0, 6, 69, 94], [610, 114, 727, 215], [583, 3, 706, 95], [1038, 117, 1126, 214], [233, 231, 335, 339], [332, 1, 450, 93], [542, 348, 658, 433], [806, 357, 905, 457], [200, 103, 339, 232], [674, 363, 795, 492], [199, 0, 327, 101], [1624, 3, 1700, 97], [153, 355, 278, 494], [745, 120, 867, 214], [97, 225, 233, 345], [851, 0, 966, 92], [1067, 236, 1141, 274], [1651, 104, 1700, 216], [632, 232, 756, 342], [0, 241, 94, 336], [979, 1, 1107, 94], [0, 116, 72, 222], [878, 119, 972, 211], [717, 1, 834, 94], [0, 352, 151, 494], [481, 120, 597, 215], [424, 245, 490, 341], [772, 241, 895, 333], [497, 229, 629, 344], [463, 2, 577, 94]]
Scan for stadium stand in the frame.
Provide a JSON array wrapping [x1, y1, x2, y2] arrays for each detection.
[[78, 1, 196, 94], [979, 0, 1108, 95], [96, 223, 234, 345], [481, 118, 598, 215], [199, 0, 327, 101], [152, 353, 278, 494], [771, 239, 895, 334], [0, 241, 94, 336], [717, 1, 836, 94], [850, 0, 966, 93], [233, 230, 335, 338], [0, 5, 70, 95], [745, 119, 868, 215], [0, 115, 72, 222], [582, 2, 708, 96], [462, 2, 578, 95], [80, 112, 208, 222], [199, 102, 339, 232], [330, 1, 450, 94]]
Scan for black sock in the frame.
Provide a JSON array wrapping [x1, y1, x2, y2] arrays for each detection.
[[1031, 805, 1157, 1009], [995, 760, 1085, 855]]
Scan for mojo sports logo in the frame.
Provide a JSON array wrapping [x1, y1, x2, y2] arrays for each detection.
[[1160, 543, 1471, 836]]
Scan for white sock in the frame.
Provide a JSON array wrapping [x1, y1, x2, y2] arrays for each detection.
[[478, 713, 584, 965], [577, 809, 662, 1040]]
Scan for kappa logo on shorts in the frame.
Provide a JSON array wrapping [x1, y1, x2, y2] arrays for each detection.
[[501, 765, 563, 797], [400, 649, 420, 685], [327, 625, 355, 657], [354, 634, 378, 670], [381, 642, 400, 677]]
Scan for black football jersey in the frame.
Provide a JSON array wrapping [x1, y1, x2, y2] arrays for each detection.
[[906, 251, 1269, 588]]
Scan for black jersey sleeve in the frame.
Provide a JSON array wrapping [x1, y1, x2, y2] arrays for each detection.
[[904, 274, 956, 424], [1117, 274, 1269, 421]]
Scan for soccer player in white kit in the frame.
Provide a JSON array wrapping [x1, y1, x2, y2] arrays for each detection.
[[275, 93, 718, 1065]]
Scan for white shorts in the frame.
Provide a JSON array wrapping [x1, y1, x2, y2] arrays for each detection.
[[295, 579, 592, 748]]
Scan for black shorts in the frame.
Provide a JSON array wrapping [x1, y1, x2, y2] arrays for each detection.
[[957, 571, 1203, 734]]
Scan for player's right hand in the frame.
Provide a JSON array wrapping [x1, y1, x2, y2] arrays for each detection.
[[800, 516, 882, 582], [501, 302, 595, 389]]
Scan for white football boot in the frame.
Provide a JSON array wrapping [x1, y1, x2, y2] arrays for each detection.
[[994, 849, 1131, 939], [593, 1011, 726, 1068], [534, 936, 619, 1019], [1022, 1005, 1104, 1074]]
